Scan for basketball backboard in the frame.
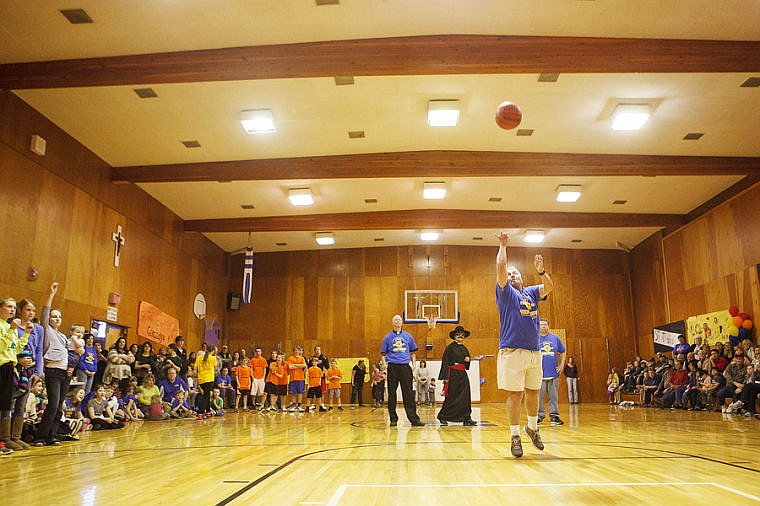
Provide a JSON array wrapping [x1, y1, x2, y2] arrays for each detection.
[[403, 290, 460, 324]]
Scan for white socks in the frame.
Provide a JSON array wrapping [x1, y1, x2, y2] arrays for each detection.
[[527, 416, 538, 431]]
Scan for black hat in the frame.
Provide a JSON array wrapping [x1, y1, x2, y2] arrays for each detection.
[[449, 326, 471, 340]]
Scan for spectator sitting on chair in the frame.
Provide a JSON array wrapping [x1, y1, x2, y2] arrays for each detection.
[[717, 355, 746, 412]]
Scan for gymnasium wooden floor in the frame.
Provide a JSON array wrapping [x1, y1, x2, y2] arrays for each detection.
[[4, 403, 759, 505]]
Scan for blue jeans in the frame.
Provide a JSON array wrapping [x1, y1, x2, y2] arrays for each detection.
[[538, 377, 560, 418]]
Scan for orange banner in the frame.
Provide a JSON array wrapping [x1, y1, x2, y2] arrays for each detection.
[[137, 301, 179, 347]]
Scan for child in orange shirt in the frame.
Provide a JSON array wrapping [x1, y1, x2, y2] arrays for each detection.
[[235, 357, 253, 411], [306, 357, 327, 412], [325, 359, 343, 411], [286, 346, 307, 412], [266, 354, 287, 413], [250, 348, 268, 410]]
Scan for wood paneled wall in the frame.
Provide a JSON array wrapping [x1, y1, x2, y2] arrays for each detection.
[[0, 90, 227, 351], [225, 245, 635, 403], [632, 182, 760, 359]]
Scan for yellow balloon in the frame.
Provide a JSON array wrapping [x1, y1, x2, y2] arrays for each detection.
[[727, 325, 739, 337]]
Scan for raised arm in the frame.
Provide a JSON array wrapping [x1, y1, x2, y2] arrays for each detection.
[[534, 254, 554, 298], [496, 232, 509, 288]]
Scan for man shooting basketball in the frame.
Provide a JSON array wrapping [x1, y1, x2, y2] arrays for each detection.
[[495, 232, 554, 457]]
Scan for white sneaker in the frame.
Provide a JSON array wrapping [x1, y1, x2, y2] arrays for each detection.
[[297, 406, 306, 412], [287, 406, 296, 412]]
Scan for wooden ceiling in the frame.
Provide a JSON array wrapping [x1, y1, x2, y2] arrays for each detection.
[[2, 3, 759, 253]]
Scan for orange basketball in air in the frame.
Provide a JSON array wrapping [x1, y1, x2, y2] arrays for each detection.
[[495, 101, 523, 130]]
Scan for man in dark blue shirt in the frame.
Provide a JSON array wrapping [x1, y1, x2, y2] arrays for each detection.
[[381, 314, 424, 427]]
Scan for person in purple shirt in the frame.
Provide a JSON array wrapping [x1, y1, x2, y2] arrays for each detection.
[[15, 299, 44, 379], [495, 232, 554, 458], [76, 333, 98, 394], [381, 315, 424, 427], [215, 367, 235, 408], [158, 368, 188, 404]]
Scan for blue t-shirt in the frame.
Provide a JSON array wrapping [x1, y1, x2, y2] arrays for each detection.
[[496, 283, 543, 351], [381, 331, 418, 364], [159, 378, 188, 402], [539, 332, 566, 379], [673, 343, 690, 357], [79, 345, 98, 373]]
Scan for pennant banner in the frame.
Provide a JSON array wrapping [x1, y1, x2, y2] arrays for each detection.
[[242, 246, 254, 304]]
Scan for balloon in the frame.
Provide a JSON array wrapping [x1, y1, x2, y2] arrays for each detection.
[[738, 327, 750, 340], [738, 312, 750, 320], [727, 325, 739, 337], [728, 306, 739, 317], [732, 316, 744, 327], [742, 319, 753, 330]]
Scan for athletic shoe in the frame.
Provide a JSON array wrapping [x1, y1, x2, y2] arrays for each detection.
[[389, 421, 397, 427], [463, 420, 477, 426], [411, 421, 425, 427], [438, 419, 448, 426], [754, 414, 760, 421], [523, 426, 544, 450], [337, 406, 343, 411], [287, 406, 296, 412], [510, 436, 523, 458], [319, 406, 327, 412], [550, 415, 564, 426], [537, 416, 544, 424], [327, 406, 333, 411], [297, 406, 306, 412]]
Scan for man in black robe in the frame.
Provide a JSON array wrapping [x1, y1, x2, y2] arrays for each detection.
[[437, 325, 477, 426]]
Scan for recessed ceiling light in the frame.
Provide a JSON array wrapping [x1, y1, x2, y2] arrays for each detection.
[[364, 198, 378, 204], [182, 140, 201, 148], [288, 188, 314, 206], [315, 232, 335, 246], [516, 129, 534, 136], [348, 131, 365, 139], [427, 100, 460, 127], [538, 73, 560, 82], [316, 0, 339, 4], [611, 104, 650, 131], [374, 238, 384, 242], [420, 232, 439, 241], [276, 242, 287, 246], [59, 9, 93, 24], [133, 88, 157, 98], [612, 199, 627, 205], [489, 197, 502, 202], [683, 132, 704, 140], [334, 76, 354, 86], [555, 185, 582, 203], [472, 236, 483, 241], [240, 109, 276, 134], [740, 77, 760, 88], [240, 204, 255, 210], [524, 230, 545, 244], [423, 182, 446, 200], [571, 239, 583, 243]]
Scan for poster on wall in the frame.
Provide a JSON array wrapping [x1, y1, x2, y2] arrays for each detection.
[[137, 301, 180, 346], [652, 320, 686, 353], [686, 309, 731, 346]]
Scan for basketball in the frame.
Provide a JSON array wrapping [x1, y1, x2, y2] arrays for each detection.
[[495, 101, 523, 130]]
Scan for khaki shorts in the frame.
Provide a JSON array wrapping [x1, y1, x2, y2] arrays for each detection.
[[497, 348, 542, 391]]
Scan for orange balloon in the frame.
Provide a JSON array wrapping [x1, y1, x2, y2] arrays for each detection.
[[742, 319, 753, 330], [732, 315, 744, 327]]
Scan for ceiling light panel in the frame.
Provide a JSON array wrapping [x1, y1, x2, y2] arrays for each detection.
[[420, 232, 439, 241], [555, 185, 582, 203], [610, 104, 650, 131], [241, 109, 276, 134], [524, 230, 545, 244], [427, 100, 460, 127], [422, 182, 446, 200], [315, 232, 335, 245], [288, 188, 314, 206]]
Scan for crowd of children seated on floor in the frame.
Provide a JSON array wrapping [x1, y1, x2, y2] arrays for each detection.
[[1, 288, 367, 455], [608, 336, 760, 420]]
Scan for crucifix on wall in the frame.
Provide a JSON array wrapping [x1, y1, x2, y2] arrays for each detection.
[[112, 225, 125, 267]]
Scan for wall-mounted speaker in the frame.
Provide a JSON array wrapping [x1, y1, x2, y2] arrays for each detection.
[[227, 292, 241, 311]]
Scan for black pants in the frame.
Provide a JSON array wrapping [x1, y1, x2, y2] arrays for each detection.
[[386, 363, 421, 424], [350, 382, 364, 405], [36, 367, 71, 442], [199, 382, 213, 414]]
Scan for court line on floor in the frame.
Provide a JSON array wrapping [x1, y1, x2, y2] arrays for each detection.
[[325, 482, 760, 506]]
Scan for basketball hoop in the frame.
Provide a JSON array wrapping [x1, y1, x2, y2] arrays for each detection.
[[426, 316, 438, 329]]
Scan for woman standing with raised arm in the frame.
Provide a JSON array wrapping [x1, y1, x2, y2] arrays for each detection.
[[34, 283, 70, 446]]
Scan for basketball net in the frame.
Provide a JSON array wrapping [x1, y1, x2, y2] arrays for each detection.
[[426, 316, 438, 329]]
